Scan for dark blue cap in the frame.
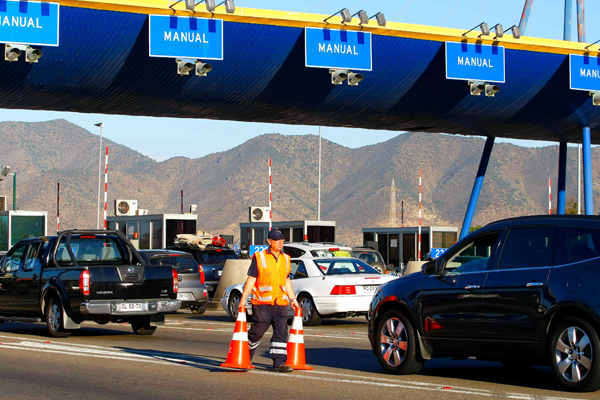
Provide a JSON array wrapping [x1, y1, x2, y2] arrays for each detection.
[[268, 229, 285, 240]]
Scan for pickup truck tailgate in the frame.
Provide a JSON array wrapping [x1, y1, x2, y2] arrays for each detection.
[[87, 265, 174, 300]]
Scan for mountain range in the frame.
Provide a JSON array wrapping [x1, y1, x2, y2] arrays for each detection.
[[0, 119, 597, 246]]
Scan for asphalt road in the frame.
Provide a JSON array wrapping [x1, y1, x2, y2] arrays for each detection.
[[0, 309, 596, 400]]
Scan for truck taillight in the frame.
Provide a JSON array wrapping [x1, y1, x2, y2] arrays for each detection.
[[79, 270, 90, 295], [330, 285, 356, 295], [172, 269, 179, 294], [198, 264, 205, 285]]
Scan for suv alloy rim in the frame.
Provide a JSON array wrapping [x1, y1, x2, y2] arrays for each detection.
[[555, 326, 593, 382], [380, 317, 408, 367], [49, 303, 61, 332]]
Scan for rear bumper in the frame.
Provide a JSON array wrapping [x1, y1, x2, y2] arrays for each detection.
[[314, 295, 373, 316], [80, 299, 181, 315]]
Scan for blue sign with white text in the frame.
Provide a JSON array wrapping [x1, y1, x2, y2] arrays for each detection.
[[569, 54, 600, 92], [305, 27, 372, 71], [149, 15, 223, 60], [430, 248, 448, 259], [249, 245, 269, 257], [445, 42, 505, 83], [0, 1, 59, 46]]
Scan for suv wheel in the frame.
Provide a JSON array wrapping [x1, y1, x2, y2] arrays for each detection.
[[375, 310, 423, 375], [549, 317, 600, 392]]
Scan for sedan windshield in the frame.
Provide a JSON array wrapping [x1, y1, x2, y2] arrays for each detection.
[[314, 259, 380, 275]]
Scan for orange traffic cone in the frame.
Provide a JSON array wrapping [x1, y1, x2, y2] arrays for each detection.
[[285, 308, 313, 370], [221, 306, 255, 370]]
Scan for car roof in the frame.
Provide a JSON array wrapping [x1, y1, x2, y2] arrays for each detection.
[[284, 242, 352, 250], [138, 249, 193, 257]]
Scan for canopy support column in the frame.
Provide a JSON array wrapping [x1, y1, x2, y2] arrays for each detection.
[[557, 142, 567, 214], [460, 136, 495, 240], [518, 0, 536, 35], [583, 127, 594, 215]]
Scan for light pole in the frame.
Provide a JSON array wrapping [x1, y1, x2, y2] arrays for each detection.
[[9, 172, 16, 210], [94, 123, 104, 229], [318, 126, 322, 221]]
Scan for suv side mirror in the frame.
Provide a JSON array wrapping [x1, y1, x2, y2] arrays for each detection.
[[422, 260, 437, 275]]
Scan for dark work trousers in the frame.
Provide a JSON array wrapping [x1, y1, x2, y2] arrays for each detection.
[[247, 303, 289, 367]]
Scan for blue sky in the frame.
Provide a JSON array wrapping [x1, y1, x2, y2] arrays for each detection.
[[1, 0, 595, 161]]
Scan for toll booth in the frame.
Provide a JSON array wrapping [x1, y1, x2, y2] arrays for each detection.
[[240, 220, 336, 248], [0, 210, 48, 251], [107, 213, 197, 250], [362, 226, 458, 269]]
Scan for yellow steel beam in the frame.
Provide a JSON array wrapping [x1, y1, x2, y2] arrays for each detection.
[[61, 0, 599, 56]]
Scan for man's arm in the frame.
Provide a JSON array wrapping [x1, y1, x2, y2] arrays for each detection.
[[240, 276, 256, 307], [285, 277, 299, 311]]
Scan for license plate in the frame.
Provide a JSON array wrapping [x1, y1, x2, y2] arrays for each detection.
[[177, 293, 193, 300], [118, 303, 143, 312], [363, 285, 378, 293]]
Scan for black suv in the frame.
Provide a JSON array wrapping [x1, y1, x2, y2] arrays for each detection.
[[165, 243, 239, 298], [368, 215, 600, 392]]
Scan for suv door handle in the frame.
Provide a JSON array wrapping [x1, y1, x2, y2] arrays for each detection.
[[526, 282, 544, 287], [465, 285, 480, 290]]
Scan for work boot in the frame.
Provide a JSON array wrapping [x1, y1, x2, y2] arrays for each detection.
[[273, 364, 293, 373]]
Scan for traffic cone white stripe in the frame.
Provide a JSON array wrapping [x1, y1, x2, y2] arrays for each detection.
[[288, 333, 304, 344], [232, 332, 249, 341]]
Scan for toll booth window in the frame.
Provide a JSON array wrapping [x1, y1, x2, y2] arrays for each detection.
[[152, 220, 163, 249], [444, 231, 501, 274]]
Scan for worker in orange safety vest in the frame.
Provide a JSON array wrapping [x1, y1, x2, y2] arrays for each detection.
[[240, 229, 299, 372]]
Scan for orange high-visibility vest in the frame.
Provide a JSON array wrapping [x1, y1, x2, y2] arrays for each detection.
[[251, 250, 291, 306]]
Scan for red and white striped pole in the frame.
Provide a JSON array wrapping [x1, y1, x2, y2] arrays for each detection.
[[549, 178, 552, 215], [57, 182, 60, 234], [103, 146, 108, 229], [418, 169, 422, 261], [269, 158, 272, 231]]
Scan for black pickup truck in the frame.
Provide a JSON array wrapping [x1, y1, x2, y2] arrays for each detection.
[[0, 230, 181, 338]]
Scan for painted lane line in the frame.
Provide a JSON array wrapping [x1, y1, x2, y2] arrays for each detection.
[[160, 325, 366, 340], [0, 340, 577, 400]]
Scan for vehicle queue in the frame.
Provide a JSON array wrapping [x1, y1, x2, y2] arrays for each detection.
[[1, 216, 599, 393]]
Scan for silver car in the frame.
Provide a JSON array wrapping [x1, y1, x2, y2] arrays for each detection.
[[138, 250, 208, 314]]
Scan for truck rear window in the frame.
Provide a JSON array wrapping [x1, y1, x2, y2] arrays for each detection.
[[56, 238, 127, 266]]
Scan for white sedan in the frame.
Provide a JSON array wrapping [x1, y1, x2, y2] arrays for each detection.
[[220, 257, 397, 326]]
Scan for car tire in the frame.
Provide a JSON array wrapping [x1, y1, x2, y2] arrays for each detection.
[[131, 320, 157, 336], [375, 309, 424, 375], [228, 291, 242, 322], [298, 295, 322, 326], [45, 296, 71, 338], [190, 303, 207, 315], [549, 317, 600, 392]]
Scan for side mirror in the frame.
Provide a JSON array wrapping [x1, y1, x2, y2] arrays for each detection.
[[421, 260, 437, 275]]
